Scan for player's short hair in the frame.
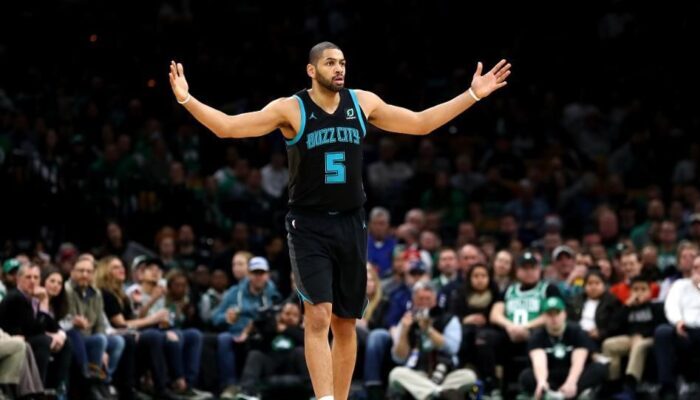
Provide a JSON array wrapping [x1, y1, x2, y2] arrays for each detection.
[[309, 41, 341, 65]]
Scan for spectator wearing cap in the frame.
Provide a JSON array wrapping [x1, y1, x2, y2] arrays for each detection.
[[213, 256, 281, 397], [1, 258, 21, 295], [653, 254, 700, 399], [545, 245, 587, 301], [519, 297, 606, 399], [476, 251, 562, 396]]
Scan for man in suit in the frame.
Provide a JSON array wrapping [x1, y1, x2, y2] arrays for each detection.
[[0, 263, 71, 391]]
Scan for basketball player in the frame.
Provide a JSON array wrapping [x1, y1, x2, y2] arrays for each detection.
[[169, 41, 510, 400]]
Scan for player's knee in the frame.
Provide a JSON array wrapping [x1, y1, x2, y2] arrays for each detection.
[[331, 317, 356, 339], [304, 304, 332, 333]]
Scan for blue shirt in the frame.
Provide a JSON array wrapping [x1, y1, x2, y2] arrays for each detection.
[[212, 279, 281, 336], [368, 234, 397, 278]]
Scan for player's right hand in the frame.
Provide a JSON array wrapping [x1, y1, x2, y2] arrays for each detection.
[[169, 60, 190, 103]]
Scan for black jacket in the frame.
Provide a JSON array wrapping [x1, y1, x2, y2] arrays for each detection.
[[568, 291, 623, 341], [622, 301, 666, 337], [0, 289, 57, 336]]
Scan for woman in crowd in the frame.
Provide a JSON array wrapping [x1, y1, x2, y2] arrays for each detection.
[[95, 256, 172, 399], [449, 263, 500, 363], [492, 250, 514, 295]]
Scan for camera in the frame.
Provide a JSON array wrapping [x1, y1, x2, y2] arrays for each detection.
[[257, 304, 283, 320], [429, 355, 453, 385], [413, 308, 431, 321], [430, 363, 447, 384]]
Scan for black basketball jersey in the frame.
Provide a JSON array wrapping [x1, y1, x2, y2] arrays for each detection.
[[285, 88, 367, 213]]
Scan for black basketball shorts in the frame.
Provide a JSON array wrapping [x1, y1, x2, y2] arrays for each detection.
[[285, 207, 368, 319]]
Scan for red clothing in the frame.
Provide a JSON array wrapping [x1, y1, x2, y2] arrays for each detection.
[[610, 281, 660, 303]]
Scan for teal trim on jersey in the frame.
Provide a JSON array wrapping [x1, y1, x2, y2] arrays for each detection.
[[348, 89, 366, 137], [296, 288, 314, 304], [360, 297, 369, 319], [286, 95, 306, 146]]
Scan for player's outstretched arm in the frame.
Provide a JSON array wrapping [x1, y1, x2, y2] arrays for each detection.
[[357, 59, 511, 135], [169, 61, 294, 139]]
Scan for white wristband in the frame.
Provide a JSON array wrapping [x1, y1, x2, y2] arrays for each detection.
[[468, 87, 481, 102], [177, 93, 191, 105]]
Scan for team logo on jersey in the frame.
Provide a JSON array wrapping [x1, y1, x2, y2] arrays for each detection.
[[346, 108, 356, 119]]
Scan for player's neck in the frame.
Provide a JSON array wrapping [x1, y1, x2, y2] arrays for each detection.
[[309, 83, 341, 112]]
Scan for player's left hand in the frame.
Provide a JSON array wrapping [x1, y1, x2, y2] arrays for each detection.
[[470, 59, 511, 98]]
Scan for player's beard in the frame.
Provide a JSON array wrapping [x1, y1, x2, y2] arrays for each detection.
[[316, 73, 343, 92]]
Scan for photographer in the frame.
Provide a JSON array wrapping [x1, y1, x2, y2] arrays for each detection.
[[234, 302, 308, 399], [387, 281, 476, 400], [214, 256, 282, 398]]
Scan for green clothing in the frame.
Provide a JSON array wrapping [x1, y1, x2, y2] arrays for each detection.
[[504, 281, 549, 325]]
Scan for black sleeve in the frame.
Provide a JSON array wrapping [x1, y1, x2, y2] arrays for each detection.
[[545, 284, 562, 298], [0, 292, 45, 336], [101, 290, 123, 319], [527, 328, 548, 352]]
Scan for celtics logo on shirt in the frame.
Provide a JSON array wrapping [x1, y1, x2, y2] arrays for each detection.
[[504, 281, 549, 325], [271, 335, 294, 352]]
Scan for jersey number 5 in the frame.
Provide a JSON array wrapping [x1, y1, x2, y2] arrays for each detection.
[[325, 152, 346, 184]]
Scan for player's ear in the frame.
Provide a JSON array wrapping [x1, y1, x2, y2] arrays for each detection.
[[306, 64, 315, 79]]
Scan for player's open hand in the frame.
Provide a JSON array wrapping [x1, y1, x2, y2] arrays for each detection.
[[470, 59, 511, 99], [169, 60, 190, 103]]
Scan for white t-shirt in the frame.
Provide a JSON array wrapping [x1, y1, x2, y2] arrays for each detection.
[[579, 298, 599, 332]]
